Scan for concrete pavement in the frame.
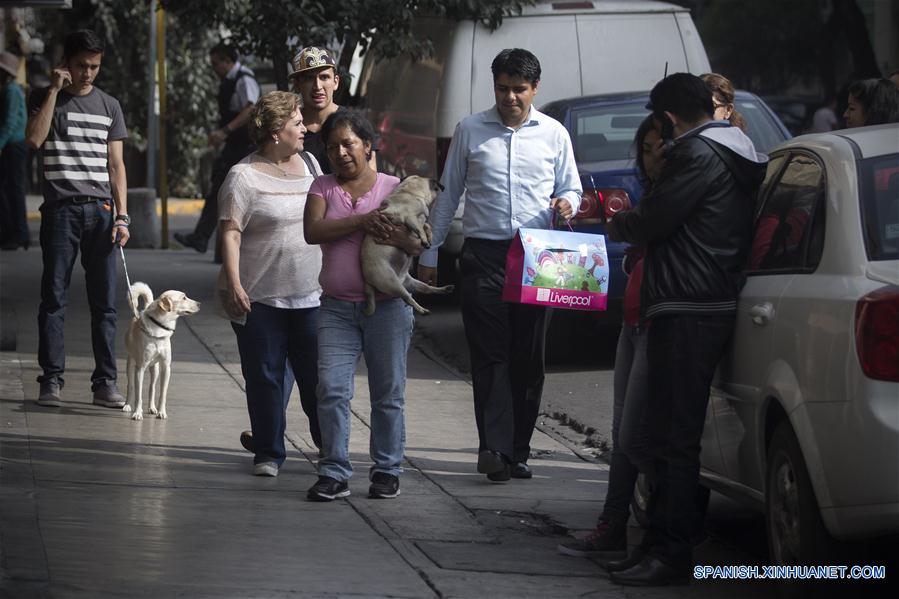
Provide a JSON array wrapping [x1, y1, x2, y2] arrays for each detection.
[[0, 226, 773, 597]]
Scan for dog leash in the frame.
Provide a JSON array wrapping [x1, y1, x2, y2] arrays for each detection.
[[118, 244, 138, 319]]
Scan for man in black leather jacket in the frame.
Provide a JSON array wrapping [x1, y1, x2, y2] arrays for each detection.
[[606, 73, 768, 586]]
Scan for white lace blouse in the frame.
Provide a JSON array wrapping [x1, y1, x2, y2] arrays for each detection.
[[217, 154, 323, 311]]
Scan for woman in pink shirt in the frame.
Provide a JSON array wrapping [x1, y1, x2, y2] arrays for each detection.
[[303, 110, 421, 502]]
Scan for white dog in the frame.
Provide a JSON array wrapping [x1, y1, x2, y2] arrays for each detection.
[[360, 175, 455, 315], [123, 282, 200, 420]]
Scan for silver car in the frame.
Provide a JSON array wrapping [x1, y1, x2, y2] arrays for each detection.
[[700, 123, 899, 565]]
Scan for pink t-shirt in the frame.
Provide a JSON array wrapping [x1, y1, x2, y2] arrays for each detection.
[[309, 172, 401, 301]]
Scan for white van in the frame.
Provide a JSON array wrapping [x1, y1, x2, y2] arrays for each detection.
[[357, 0, 711, 258]]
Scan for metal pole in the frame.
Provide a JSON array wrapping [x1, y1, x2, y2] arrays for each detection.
[[156, 4, 169, 249], [146, 0, 157, 190]]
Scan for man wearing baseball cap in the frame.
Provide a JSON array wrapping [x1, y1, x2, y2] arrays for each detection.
[[288, 46, 376, 173]]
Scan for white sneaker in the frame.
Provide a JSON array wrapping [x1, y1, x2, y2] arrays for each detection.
[[253, 462, 279, 477]]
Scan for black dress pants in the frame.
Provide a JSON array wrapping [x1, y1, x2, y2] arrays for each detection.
[[460, 237, 549, 464]]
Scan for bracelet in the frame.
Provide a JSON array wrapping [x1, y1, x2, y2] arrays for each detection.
[[113, 223, 129, 228]]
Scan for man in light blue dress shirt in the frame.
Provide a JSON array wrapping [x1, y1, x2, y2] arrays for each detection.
[[418, 49, 582, 482]]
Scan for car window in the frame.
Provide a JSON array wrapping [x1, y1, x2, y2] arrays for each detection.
[[859, 153, 899, 261], [571, 101, 647, 162], [735, 98, 790, 153], [748, 153, 825, 272]]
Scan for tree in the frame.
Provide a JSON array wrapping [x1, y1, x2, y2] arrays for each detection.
[[161, 0, 535, 91]]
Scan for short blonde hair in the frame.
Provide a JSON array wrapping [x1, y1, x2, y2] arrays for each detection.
[[248, 91, 303, 145]]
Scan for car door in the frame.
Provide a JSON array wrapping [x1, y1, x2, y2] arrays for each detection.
[[708, 152, 826, 493]]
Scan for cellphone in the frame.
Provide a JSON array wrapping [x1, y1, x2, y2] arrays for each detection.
[[657, 113, 676, 152]]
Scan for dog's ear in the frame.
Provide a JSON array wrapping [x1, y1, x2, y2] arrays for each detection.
[[159, 296, 173, 312], [430, 179, 444, 192]]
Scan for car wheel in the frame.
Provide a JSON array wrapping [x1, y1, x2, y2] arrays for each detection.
[[630, 472, 651, 528], [766, 421, 839, 565]]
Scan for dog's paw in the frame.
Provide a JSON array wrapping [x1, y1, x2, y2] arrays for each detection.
[[156, 411, 167, 420], [131, 411, 144, 421], [122, 404, 132, 412], [149, 406, 159, 415]]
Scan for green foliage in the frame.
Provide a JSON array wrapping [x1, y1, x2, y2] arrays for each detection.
[[162, 0, 535, 86]]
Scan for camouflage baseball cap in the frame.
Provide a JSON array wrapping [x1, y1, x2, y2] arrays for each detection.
[[289, 46, 337, 78]]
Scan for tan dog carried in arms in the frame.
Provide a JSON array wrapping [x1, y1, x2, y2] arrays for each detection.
[[123, 282, 200, 420], [360, 175, 454, 315]]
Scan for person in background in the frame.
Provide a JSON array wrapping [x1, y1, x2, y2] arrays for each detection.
[[303, 110, 422, 502], [219, 91, 323, 477], [558, 115, 663, 560], [809, 94, 839, 132], [418, 48, 581, 482], [25, 29, 130, 409], [176, 42, 259, 253], [288, 46, 377, 174], [700, 72, 747, 131], [0, 51, 29, 250], [843, 78, 899, 128]]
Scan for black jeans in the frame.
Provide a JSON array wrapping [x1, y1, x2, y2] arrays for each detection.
[[644, 313, 735, 568], [460, 238, 549, 463], [37, 198, 117, 389], [232, 303, 321, 465], [194, 140, 252, 240], [0, 140, 29, 246]]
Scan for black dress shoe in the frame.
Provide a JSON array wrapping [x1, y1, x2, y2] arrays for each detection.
[[477, 450, 506, 474], [174, 232, 208, 253], [239, 430, 255, 453], [487, 462, 511, 482], [603, 548, 645, 572], [609, 556, 690, 587], [510, 462, 532, 479]]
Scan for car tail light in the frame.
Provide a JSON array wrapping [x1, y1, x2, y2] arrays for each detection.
[[573, 188, 632, 224], [855, 285, 899, 382], [436, 137, 452, 179]]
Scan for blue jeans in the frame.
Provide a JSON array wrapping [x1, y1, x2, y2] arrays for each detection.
[[37, 198, 117, 389], [232, 302, 320, 466], [316, 296, 413, 482], [601, 323, 652, 524]]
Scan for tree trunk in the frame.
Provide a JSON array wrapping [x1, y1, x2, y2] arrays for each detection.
[[334, 33, 359, 106]]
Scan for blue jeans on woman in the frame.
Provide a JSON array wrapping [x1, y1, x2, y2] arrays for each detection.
[[601, 323, 653, 525], [316, 296, 413, 482], [232, 302, 320, 466], [37, 198, 117, 389]]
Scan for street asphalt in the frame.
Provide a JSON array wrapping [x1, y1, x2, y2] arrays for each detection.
[[0, 196, 778, 597]]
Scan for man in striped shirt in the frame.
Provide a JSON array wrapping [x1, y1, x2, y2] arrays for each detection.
[[25, 29, 129, 409]]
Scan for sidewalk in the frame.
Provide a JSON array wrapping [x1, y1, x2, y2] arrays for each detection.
[[0, 247, 767, 598]]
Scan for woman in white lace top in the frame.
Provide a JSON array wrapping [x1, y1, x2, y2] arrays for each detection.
[[219, 91, 322, 477]]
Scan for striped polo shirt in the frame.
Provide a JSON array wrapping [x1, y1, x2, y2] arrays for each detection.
[[28, 86, 127, 204]]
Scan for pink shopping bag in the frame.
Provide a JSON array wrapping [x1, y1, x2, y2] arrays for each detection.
[[502, 227, 609, 311]]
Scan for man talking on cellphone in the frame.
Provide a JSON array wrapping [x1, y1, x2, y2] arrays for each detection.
[[605, 73, 767, 586], [25, 29, 130, 409]]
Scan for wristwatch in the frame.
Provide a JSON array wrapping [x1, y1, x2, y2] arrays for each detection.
[[115, 214, 131, 225]]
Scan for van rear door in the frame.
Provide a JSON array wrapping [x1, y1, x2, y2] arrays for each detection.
[[576, 12, 701, 95]]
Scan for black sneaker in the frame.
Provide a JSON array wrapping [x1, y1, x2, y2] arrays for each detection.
[[557, 519, 627, 558], [307, 476, 350, 502], [38, 381, 62, 407], [368, 472, 400, 499], [174, 232, 208, 253]]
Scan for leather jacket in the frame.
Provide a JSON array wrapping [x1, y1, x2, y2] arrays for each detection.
[[608, 121, 767, 319]]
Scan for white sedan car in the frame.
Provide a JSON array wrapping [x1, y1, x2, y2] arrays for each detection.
[[700, 123, 899, 565]]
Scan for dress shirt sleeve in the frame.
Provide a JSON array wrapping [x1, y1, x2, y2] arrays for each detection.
[[420, 122, 468, 268], [553, 127, 583, 210]]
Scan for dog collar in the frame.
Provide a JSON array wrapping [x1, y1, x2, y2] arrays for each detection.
[[148, 314, 175, 332]]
